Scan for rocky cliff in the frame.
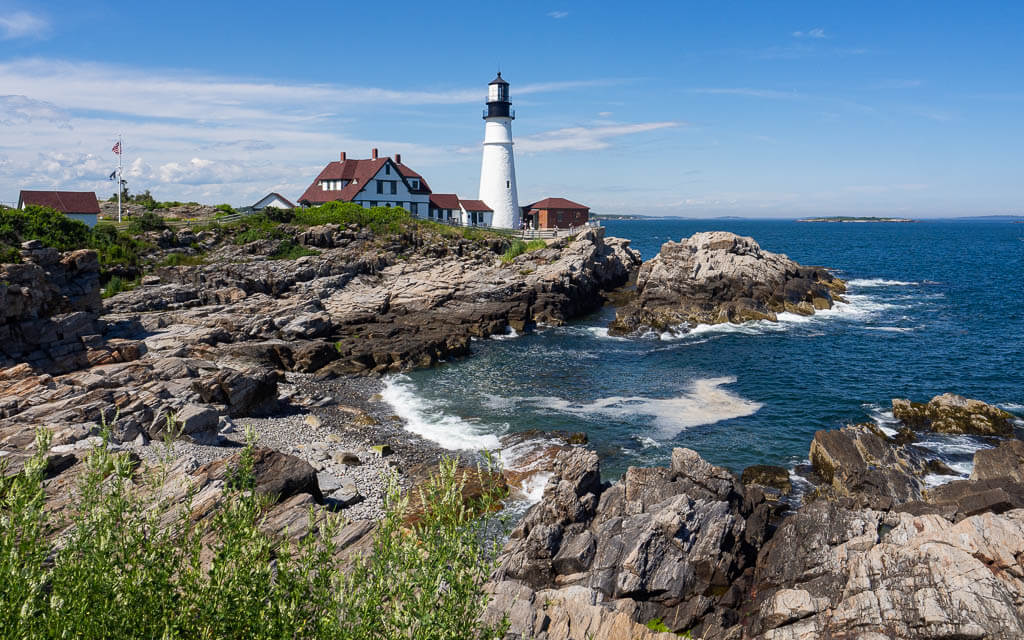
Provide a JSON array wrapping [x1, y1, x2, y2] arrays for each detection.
[[490, 394, 1024, 639], [0, 224, 639, 474], [0, 241, 103, 373], [610, 231, 845, 335]]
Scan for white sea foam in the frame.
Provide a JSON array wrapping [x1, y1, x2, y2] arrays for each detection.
[[584, 326, 631, 341], [516, 376, 762, 438], [519, 472, 553, 503], [381, 376, 503, 450], [864, 326, 917, 333], [846, 278, 919, 287], [490, 326, 520, 340], [924, 473, 964, 488], [999, 402, 1024, 412], [914, 436, 992, 457], [634, 435, 659, 449]]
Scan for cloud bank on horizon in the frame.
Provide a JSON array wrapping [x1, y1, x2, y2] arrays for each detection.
[[0, 2, 1021, 217]]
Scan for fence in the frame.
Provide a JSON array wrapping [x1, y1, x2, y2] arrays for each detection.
[[435, 219, 600, 240], [104, 211, 247, 232]]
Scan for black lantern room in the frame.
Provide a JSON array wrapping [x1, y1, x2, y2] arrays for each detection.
[[484, 72, 513, 119]]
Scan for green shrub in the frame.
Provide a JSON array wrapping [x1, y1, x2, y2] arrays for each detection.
[[0, 430, 509, 640], [293, 202, 412, 235], [0, 205, 90, 251], [102, 275, 139, 298], [262, 207, 296, 223], [159, 252, 206, 267], [126, 211, 167, 233], [214, 203, 236, 214], [501, 240, 528, 264], [270, 240, 320, 260], [525, 239, 547, 251], [88, 222, 150, 270], [0, 245, 21, 263]]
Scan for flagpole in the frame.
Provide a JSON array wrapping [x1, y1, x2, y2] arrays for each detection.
[[116, 135, 123, 223]]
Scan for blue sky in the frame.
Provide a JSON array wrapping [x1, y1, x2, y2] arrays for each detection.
[[1, 1, 1021, 217]]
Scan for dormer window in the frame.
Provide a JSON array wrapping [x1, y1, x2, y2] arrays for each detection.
[[410, 179, 419, 190]]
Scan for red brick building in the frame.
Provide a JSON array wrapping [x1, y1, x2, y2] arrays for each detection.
[[522, 197, 589, 229]]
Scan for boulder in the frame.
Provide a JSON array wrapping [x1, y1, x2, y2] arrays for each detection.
[[972, 439, 1024, 482], [199, 447, 323, 503], [193, 368, 278, 417], [808, 423, 930, 507], [174, 404, 219, 441], [609, 232, 844, 335], [740, 464, 792, 496], [892, 393, 1014, 436]]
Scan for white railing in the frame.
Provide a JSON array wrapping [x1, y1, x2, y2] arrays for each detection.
[[430, 218, 600, 240], [103, 211, 248, 231]]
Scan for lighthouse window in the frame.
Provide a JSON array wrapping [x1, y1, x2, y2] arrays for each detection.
[[506, 180, 510, 189]]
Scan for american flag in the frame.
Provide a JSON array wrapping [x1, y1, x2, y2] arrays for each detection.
[[112, 140, 121, 155]]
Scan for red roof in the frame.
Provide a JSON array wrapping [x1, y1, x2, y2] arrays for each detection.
[[429, 193, 460, 209], [298, 156, 431, 205], [459, 199, 492, 212], [527, 197, 588, 210], [18, 190, 100, 215]]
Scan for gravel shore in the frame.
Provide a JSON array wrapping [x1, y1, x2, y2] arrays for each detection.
[[133, 372, 472, 521]]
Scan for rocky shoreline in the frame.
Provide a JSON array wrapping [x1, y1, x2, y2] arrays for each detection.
[[487, 393, 1024, 640], [4, 221, 1023, 639]]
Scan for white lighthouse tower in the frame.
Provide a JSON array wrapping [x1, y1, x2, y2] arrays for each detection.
[[478, 72, 520, 229]]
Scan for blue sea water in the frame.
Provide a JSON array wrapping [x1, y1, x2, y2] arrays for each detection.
[[383, 220, 1024, 486]]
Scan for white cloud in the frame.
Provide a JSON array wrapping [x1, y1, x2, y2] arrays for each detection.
[[515, 122, 679, 153], [0, 10, 48, 40], [0, 95, 71, 128], [547, 11, 568, 19], [0, 58, 638, 204], [792, 27, 827, 39]]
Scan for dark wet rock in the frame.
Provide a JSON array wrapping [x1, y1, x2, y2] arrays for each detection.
[[492, 447, 772, 639], [199, 447, 323, 503], [807, 423, 931, 507], [892, 393, 1014, 436], [741, 465, 792, 496], [192, 368, 278, 417], [609, 232, 844, 335], [972, 439, 1024, 482]]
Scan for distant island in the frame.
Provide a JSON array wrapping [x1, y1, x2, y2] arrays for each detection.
[[797, 216, 917, 223], [590, 213, 644, 220]]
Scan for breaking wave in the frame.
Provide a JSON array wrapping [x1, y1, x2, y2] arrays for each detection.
[[381, 376, 503, 450]]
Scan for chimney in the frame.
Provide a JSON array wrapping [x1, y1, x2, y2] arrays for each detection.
[[339, 151, 346, 162], [394, 153, 402, 164], [371, 148, 378, 160]]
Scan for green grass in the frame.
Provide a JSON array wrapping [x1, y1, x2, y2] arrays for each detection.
[[101, 275, 139, 298], [159, 252, 206, 267], [0, 428, 510, 640], [501, 238, 548, 264]]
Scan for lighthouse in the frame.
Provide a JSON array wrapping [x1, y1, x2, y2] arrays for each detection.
[[478, 72, 520, 229]]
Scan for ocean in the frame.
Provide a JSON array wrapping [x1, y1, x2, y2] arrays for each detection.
[[382, 219, 1024, 491]]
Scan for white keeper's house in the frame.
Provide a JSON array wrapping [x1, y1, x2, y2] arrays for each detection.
[[297, 148, 432, 215]]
